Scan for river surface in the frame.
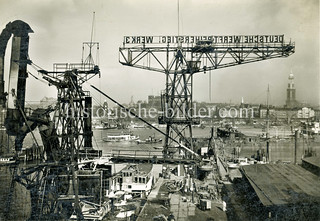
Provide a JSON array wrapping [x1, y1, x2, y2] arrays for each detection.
[[92, 126, 319, 164]]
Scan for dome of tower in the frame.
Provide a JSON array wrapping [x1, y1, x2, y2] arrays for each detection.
[[289, 73, 294, 80]]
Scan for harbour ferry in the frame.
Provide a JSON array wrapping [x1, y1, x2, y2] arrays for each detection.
[[103, 134, 139, 142]]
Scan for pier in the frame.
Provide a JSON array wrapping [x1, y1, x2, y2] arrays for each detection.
[[110, 149, 199, 164]]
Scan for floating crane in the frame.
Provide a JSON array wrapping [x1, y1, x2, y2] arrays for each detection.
[[119, 34, 295, 159]]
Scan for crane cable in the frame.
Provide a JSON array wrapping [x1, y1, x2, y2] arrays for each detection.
[[90, 84, 199, 158], [11, 90, 41, 154]]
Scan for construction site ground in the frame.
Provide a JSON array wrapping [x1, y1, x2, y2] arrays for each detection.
[[137, 199, 227, 221], [137, 176, 227, 221]]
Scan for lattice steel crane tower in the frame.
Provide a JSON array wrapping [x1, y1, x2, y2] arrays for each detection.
[[119, 35, 295, 159]]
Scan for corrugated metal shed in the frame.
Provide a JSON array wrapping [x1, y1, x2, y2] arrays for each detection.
[[302, 156, 320, 168], [241, 164, 320, 206]]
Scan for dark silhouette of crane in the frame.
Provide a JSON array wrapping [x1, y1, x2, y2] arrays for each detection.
[[0, 20, 100, 220]]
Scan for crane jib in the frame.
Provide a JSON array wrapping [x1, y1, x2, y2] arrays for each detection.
[[123, 35, 285, 45]]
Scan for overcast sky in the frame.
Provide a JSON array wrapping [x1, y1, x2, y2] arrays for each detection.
[[0, 0, 319, 107]]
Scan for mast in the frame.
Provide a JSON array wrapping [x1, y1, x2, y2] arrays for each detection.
[[266, 84, 270, 162]]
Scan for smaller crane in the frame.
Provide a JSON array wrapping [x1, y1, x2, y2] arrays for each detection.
[[0, 18, 101, 220]]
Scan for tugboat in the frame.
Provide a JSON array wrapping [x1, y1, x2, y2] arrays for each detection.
[[137, 135, 162, 144]]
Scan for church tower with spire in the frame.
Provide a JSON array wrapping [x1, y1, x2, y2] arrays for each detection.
[[285, 72, 297, 108]]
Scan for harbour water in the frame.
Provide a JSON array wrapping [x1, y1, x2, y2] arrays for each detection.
[[93, 126, 319, 164], [20, 124, 319, 164]]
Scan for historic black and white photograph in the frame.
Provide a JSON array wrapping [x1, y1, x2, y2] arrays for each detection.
[[0, 0, 319, 220]]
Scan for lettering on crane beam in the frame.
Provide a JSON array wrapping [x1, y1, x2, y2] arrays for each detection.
[[123, 35, 284, 45]]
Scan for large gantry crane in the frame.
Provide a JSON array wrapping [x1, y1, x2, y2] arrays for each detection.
[[119, 35, 295, 159]]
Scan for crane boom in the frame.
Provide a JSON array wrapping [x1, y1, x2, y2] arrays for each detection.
[[119, 34, 294, 74]]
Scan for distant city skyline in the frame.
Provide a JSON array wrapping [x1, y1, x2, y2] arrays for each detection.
[[1, 0, 319, 107], [27, 69, 318, 109]]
